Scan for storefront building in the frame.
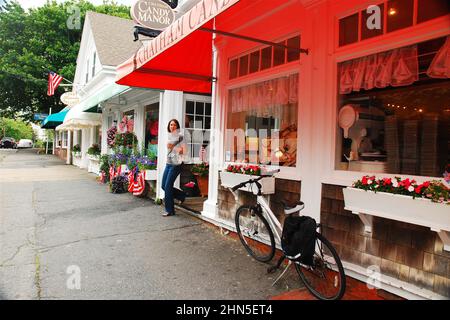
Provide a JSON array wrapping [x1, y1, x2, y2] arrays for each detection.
[[117, 0, 449, 298]]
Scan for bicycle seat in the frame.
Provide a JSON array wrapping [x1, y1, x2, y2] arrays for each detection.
[[282, 201, 305, 215]]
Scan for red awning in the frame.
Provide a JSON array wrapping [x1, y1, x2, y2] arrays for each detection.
[[116, 0, 242, 94]]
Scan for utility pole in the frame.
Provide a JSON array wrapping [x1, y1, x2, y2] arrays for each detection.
[[46, 107, 52, 154]]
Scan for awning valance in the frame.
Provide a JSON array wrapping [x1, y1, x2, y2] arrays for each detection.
[[116, 0, 241, 94], [41, 110, 68, 129], [56, 105, 102, 131]]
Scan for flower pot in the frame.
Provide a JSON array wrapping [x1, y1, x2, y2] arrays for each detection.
[[144, 170, 157, 181], [219, 171, 275, 195], [87, 154, 100, 161], [194, 174, 209, 197], [343, 187, 450, 251], [88, 156, 100, 174]]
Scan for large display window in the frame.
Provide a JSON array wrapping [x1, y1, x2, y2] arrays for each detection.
[[225, 74, 299, 167], [335, 36, 450, 177]]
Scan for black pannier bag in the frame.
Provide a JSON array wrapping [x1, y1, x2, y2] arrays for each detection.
[[281, 215, 317, 265]]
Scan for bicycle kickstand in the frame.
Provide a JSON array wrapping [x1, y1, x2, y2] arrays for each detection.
[[268, 255, 292, 287]]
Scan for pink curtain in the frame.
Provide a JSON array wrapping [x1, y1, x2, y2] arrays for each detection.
[[427, 36, 450, 79], [339, 45, 418, 94], [230, 74, 299, 116]]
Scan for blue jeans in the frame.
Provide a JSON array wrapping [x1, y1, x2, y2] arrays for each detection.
[[162, 164, 185, 214]]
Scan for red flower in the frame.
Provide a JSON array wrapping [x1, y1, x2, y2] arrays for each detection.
[[383, 178, 392, 186], [362, 176, 368, 185], [415, 186, 422, 194], [422, 181, 430, 188]]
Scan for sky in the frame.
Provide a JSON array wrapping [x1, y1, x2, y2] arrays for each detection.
[[15, 0, 133, 10]]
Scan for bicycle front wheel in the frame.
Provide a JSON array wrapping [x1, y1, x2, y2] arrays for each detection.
[[235, 205, 275, 262], [295, 233, 346, 300]]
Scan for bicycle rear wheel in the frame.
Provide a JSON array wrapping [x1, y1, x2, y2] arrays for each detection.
[[294, 233, 346, 300], [235, 205, 275, 262]]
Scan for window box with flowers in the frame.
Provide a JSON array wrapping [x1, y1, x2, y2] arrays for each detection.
[[192, 162, 209, 197], [343, 176, 450, 251], [72, 144, 82, 167], [220, 164, 275, 195], [87, 144, 101, 174], [136, 156, 157, 181]]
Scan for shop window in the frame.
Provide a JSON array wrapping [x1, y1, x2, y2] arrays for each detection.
[[229, 59, 238, 79], [62, 131, 68, 148], [335, 37, 450, 177], [339, 13, 359, 46], [145, 103, 159, 159], [226, 74, 299, 167], [417, 0, 450, 24], [361, 3, 384, 40], [261, 46, 272, 70], [185, 100, 211, 163], [386, 0, 414, 33], [273, 41, 286, 67], [287, 36, 301, 62], [249, 50, 260, 74]]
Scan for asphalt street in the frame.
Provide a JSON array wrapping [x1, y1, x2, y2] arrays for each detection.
[[0, 149, 301, 300]]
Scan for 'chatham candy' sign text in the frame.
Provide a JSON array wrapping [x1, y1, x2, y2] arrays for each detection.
[[131, 0, 175, 30]]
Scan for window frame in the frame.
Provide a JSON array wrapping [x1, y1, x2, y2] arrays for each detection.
[[328, 20, 450, 186], [183, 94, 212, 164], [224, 68, 302, 181]]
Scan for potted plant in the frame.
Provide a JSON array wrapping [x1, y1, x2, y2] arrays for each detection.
[[72, 144, 81, 157], [192, 162, 209, 197], [87, 144, 100, 159], [343, 175, 450, 251], [220, 164, 275, 195]]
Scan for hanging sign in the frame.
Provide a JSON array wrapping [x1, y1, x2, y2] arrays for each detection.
[[131, 0, 175, 31], [60, 91, 80, 107]]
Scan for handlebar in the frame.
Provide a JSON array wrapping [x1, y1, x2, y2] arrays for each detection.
[[230, 169, 280, 192]]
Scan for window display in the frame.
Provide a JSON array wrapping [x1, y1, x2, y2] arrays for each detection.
[[336, 36, 450, 177], [145, 103, 159, 159], [226, 74, 299, 167]]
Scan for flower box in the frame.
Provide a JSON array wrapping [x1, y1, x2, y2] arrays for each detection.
[[220, 171, 275, 195], [343, 187, 450, 251], [87, 154, 100, 161], [72, 152, 82, 166], [87, 155, 100, 175], [144, 169, 157, 181]]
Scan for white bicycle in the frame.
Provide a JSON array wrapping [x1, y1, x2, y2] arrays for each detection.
[[229, 169, 346, 300]]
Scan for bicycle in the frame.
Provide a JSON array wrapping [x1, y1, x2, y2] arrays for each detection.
[[228, 169, 346, 300]]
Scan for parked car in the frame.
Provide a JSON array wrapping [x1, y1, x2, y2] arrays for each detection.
[[17, 139, 33, 148], [0, 137, 17, 149]]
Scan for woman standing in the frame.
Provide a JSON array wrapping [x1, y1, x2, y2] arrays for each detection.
[[161, 119, 187, 216]]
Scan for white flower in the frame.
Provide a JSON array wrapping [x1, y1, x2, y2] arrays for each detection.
[[408, 186, 414, 192], [392, 180, 398, 187], [374, 184, 379, 188], [368, 179, 373, 184]]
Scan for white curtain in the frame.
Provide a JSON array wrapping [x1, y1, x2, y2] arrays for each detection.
[[339, 45, 418, 94], [427, 36, 450, 79], [229, 74, 299, 116]]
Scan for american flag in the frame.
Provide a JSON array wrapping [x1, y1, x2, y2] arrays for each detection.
[[47, 71, 63, 96]]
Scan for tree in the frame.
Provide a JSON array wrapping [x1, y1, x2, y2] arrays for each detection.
[[0, 117, 34, 140], [0, 0, 130, 121]]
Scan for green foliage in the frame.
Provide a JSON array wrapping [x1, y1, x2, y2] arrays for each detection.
[[0, 117, 33, 140], [87, 143, 100, 155], [192, 162, 209, 177], [0, 0, 130, 120], [72, 143, 81, 152]]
